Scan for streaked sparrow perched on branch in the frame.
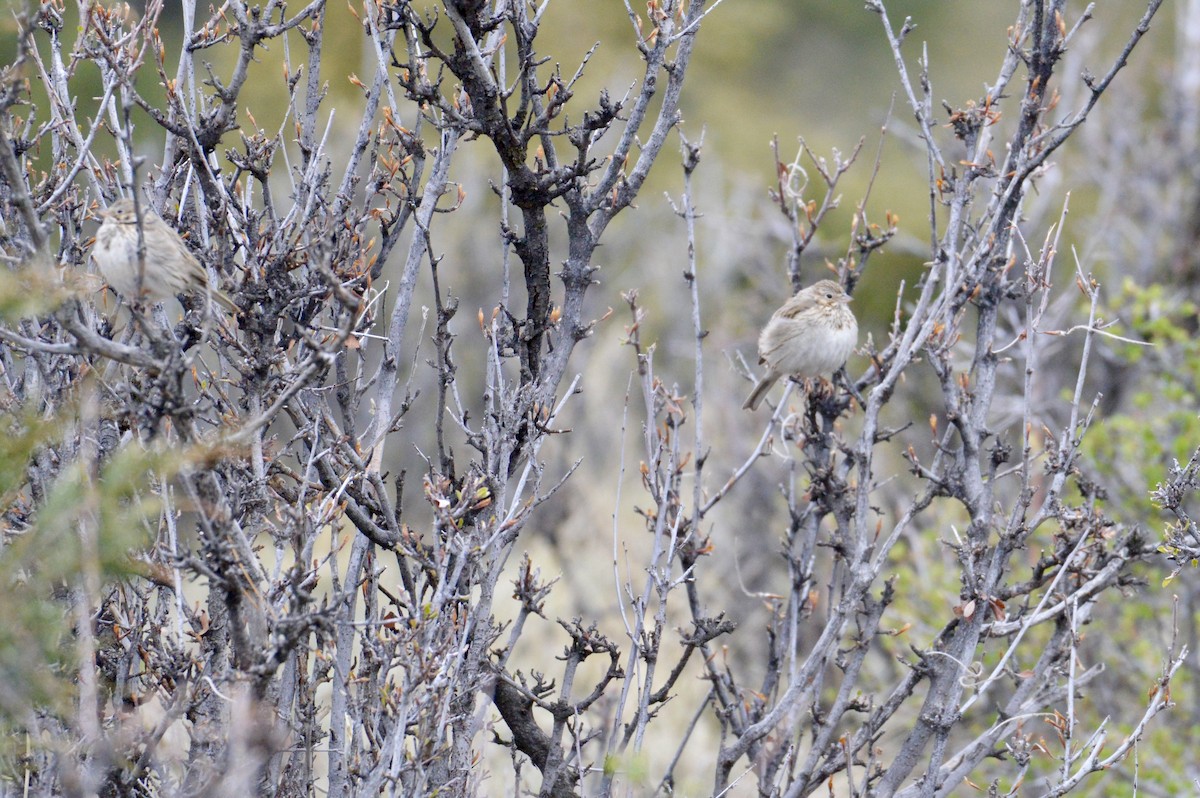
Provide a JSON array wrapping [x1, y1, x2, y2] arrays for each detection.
[[92, 198, 235, 313], [743, 278, 857, 411]]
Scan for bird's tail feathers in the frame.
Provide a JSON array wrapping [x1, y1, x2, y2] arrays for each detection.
[[742, 375, 778, 411]]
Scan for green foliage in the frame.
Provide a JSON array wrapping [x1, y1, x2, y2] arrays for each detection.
[[1081, 279, 1200, 519], [0, 397, 197, 729], [0, 263, 71, 321], [1123, 723, 1199, 795]]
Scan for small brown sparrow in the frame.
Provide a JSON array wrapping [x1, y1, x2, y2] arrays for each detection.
[[92, 198, 235, 312], [743, 278, 858, 411]]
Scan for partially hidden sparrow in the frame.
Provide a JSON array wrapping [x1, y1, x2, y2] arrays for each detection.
[[92, 198, 235, 313], [743, 278, 858, 411]]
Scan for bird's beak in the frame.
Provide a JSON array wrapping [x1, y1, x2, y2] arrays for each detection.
[[841, 294, 853, 304]]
